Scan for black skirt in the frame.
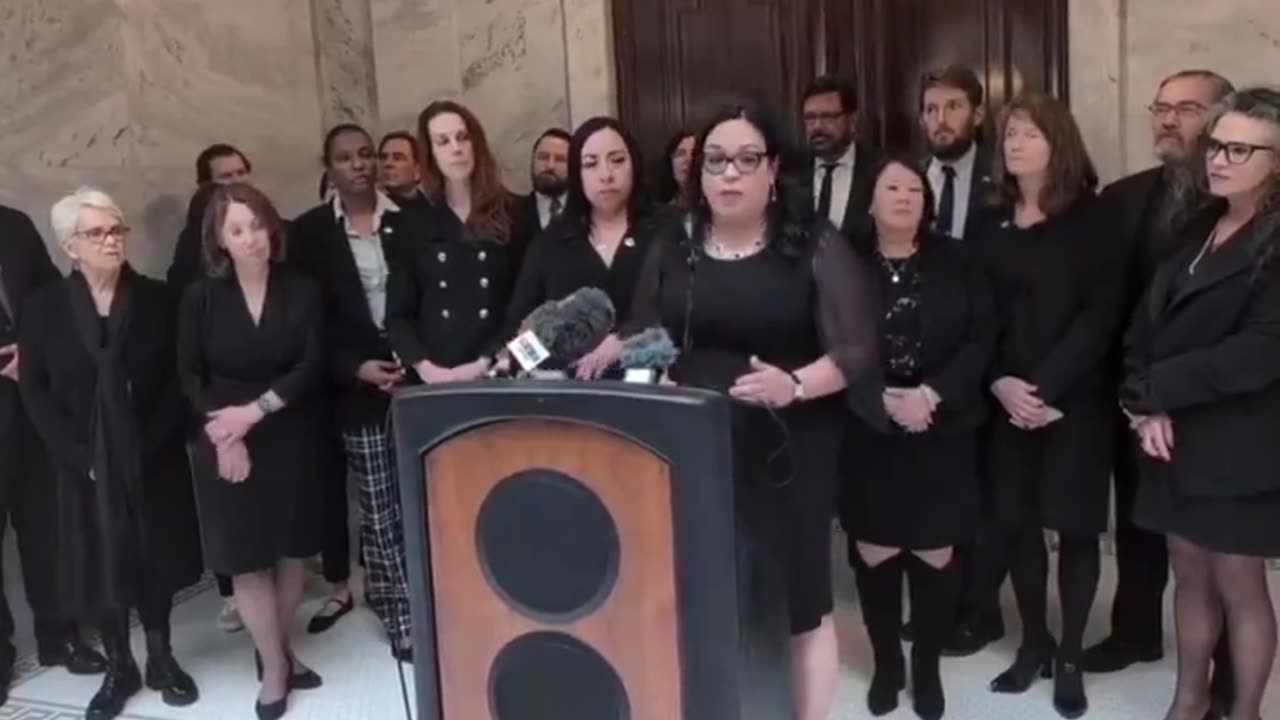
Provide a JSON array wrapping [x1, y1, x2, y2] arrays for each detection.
[[839, 424, 979, 551], [1135, 467, 1280, 557], [190, 409, 324, 575], [730, 398, 841, 635]]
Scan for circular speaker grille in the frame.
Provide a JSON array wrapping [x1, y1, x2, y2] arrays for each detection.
[[476, 469, 620, 622], [489, 631, 630, 720]]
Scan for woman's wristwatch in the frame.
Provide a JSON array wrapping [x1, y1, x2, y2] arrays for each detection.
[[788, 370, 806, 401]]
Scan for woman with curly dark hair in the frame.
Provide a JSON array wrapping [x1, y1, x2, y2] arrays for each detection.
[[626, 102, 879, 720]]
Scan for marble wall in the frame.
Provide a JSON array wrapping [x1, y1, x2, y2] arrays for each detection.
[[1070, 0, 1280, 184], [0, 0, 614, 275]]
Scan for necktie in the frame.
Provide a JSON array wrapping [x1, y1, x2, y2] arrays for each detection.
[[936, 165, 957, 237], [547, 196, 563, 227], [816, 163, 837, 222]]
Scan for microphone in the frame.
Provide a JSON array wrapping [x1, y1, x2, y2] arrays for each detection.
[[616, 327, 678, 383], [490, 287, 616, 377]]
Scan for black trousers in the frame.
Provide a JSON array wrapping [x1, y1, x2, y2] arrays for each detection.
[[1109, 420, 1168, 650], [0, 410, 72, 656]]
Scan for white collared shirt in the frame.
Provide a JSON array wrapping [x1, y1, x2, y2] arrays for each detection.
[[333, 191, 399, 329], [927, 143, 978, 239], [813, 143, 858, 227], [535, 192, 566, 230]]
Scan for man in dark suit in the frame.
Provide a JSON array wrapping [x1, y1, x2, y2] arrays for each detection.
[[513, 127, 571, 252], [801, 75, 881, 238], [0, 204, 106, 703], [920, 65, 994, 240], [378, 131, 426, 210], [1085, 69, 1236, 700]]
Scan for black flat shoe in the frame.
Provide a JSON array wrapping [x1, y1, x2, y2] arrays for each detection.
[[1052, 659, 1088, 718], [990, 646, 1053, 694], [391, 643, 413, 664], [941, 613, 1005, 658], [255, 651, 324, 690], [255, 694, 288, 720], [145, 651, 199, 707], [38, 637, 108, 675], [306, 594, 354, 634]]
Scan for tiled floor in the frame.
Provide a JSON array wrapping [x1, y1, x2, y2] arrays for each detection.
[[4, 535, 1278, 719]]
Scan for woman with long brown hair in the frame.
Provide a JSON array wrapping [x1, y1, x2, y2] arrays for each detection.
[[970, 92, 1126, 717], [386, 101, 521, 383]]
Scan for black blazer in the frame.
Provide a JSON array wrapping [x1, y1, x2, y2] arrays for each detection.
[[385, 198, 521, 370], [796, 143, 882, 238], [0, 205, 61, 438], [854, 233, 997, 434], [922, 145, 996, 240], [1123, 209, 1280, 498], [291, 201, 416, 427]]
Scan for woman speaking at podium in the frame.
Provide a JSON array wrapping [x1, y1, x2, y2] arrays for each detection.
[[503, 116, 678, 378], [626, 102, 880, 720]]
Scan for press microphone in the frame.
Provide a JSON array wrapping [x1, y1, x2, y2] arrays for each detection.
[[616, 327, 678, 383], [490, 287, 616, 377]]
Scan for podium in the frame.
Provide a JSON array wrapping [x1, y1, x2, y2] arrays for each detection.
[[392, 380, 791, 720]]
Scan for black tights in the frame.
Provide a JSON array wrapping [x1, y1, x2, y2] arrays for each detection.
[[1007, 525, 1100, 661], [1166, 535, 1273, 720]]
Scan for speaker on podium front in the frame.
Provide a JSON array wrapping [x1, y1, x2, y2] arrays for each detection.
[[392, 380, 791, 720]]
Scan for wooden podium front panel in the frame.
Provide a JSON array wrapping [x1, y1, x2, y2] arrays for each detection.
[[424, 420, 683, 720]]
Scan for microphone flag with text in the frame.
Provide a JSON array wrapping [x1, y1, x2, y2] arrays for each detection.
[[492, 287, 615, 376]]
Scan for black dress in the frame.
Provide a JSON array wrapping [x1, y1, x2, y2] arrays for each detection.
[[973, 197, 1125, 535], [1125, 209, 1280, 556], [385, 200, 519, 371], [19, 268, 203, 619], [840, 235, 995, 550], [629, 222, 878, 634], [177, 266, 326, 574]]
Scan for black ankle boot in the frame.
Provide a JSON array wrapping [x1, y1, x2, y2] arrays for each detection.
[[990, 643, 1054, 694], [1052, 656, 1087, 718], [145, 628, 199, 707], [854, 554, 906, 716], [86, 619, 141, 720], [907, 556, 959, 720]]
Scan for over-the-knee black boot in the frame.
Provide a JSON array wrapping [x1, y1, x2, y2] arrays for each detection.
[[854, 553, 907, 716], [145, 622, 198, 707], [86, 615, 141, 720], [907, 554, 959, 720]]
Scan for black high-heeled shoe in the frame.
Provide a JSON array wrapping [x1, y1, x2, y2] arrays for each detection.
[[990, 645, 1053, 694], [1052, 658, 1088, 718]]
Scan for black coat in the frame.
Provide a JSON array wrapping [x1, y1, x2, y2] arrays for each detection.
[[291, 201, 412, 427], [852, 233, 996, 435], [0, 205, 60, 443], [19, 269, 203, 615], [385, 199, 521, 369], [1123, 209, 1280, 499], [973, 194, 1128, 531]]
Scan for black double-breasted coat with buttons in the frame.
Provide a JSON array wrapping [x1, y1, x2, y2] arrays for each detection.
[[385, 198, 521, 371]]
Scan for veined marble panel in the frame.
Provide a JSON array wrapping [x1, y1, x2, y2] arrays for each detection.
[[1068, 0, 1126, 184], [454, 0, 570, 190], [563, 0, 616, 125], [311, 0, 380, 129], [371, 0, 461, 138]]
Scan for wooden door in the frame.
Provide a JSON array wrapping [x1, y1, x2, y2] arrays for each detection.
[[822, 0, 1069, 151], [612, 0, 817, 166]]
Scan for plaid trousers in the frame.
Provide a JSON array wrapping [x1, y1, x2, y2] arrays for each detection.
[[343, 424, 411, 644]]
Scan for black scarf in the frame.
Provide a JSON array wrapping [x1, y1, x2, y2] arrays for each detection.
[[64, 266, 146, 615]]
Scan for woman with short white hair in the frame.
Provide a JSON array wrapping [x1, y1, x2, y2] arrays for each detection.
[[20, 187, 202, 720]]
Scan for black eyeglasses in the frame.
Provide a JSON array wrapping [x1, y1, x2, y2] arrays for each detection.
[[702, 152, 767, 176], [1148, 102, 1208, 120], [73, 225, 131, 244], [1205, 138, 1276, 165]]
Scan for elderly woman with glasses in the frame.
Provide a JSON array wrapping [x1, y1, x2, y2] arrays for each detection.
[[19, 187, 203, 720]]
